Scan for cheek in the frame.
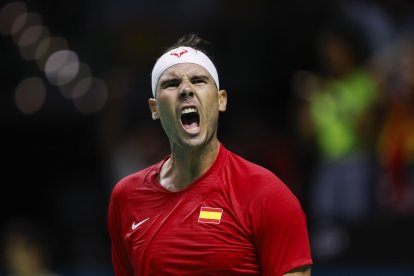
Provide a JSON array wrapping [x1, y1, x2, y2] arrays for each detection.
[[201, 92, 219, 107], [157, 99, 175, 117], [203, 99, 220, 121]]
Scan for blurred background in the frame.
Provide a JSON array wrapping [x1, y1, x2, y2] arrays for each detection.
[[1, 0, 414, 275]]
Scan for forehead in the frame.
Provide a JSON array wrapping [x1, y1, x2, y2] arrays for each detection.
[[159, 63, 211, 80]]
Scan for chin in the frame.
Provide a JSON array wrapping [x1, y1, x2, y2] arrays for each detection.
[[180, 134, 211, 148]]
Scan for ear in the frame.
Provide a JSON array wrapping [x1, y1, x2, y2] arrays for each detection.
[[218, 90, 227, 112], [148, 98, 160, 120]]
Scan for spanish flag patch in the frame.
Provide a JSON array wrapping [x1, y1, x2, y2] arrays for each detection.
[[198, 206, 223, 224]]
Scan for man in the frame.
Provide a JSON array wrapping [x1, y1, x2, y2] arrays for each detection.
[[108, 33, 312, 275]]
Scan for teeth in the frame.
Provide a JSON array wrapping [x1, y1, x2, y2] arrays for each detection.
[[182, 107, 197, 114]]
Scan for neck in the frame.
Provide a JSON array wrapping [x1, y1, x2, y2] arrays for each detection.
[[159, 139, 220, 192]]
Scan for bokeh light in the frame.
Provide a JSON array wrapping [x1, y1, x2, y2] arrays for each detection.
[[0, 1, 27, 35], [14, 77, 46, 114], [11, 12, 42, 43], [73, 77, 108, 114], [18, 24, 50, 60], [35, 36, 69, 69], [44, 49, 80, 86], [58, 63, 92, 99]]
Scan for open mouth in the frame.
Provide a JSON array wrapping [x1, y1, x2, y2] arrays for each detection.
[[180, 107, 200, 133]]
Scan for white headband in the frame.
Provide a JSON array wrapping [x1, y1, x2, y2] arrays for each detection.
[[151, 46, 219, 97]]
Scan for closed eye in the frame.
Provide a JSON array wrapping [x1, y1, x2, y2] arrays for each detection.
[[191, 76, 209, 85], [160, 79, 181, 89]]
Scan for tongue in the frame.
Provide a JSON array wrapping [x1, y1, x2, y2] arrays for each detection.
[[183, 121, 199, 129]]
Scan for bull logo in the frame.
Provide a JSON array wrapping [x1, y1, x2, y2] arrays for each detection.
[[170, 48, 188, 58]]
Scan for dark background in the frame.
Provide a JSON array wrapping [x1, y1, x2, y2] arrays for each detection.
[[1, 0, 414, 275]]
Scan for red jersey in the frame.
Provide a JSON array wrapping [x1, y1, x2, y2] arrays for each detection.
[[108, 143, 312, 275]]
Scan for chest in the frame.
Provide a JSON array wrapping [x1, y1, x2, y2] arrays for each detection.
[[122, 181, 259, 275]]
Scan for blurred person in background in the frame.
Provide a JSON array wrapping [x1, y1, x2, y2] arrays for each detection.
[[107, 33, 312, 275], [1, 217, 61, 276], [293, 25, 379, 261], [372, 33, 414, 215]]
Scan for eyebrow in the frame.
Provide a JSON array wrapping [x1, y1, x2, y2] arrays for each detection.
[[158, 74, 210, 88], [158, 78, 180, 89], [190, 75, 210, 82]]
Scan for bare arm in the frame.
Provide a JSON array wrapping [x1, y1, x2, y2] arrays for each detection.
[[283, 265, 311, 276]]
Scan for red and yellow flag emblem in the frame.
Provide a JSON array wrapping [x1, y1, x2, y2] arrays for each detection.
[[198, 206, 223, 224]]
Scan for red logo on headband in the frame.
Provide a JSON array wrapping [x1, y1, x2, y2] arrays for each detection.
[[170, 48, 188, 58]]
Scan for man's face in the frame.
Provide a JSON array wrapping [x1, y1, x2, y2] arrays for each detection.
[[149, 63, 227, 148]]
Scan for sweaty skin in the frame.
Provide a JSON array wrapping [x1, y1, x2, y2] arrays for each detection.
[[148, 63, 227, 192]]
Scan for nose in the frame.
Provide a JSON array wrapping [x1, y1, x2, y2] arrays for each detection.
[[179, 88, 194, 99]]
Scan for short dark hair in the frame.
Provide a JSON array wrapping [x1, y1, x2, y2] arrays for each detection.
[[164, 32, 211, 56]]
